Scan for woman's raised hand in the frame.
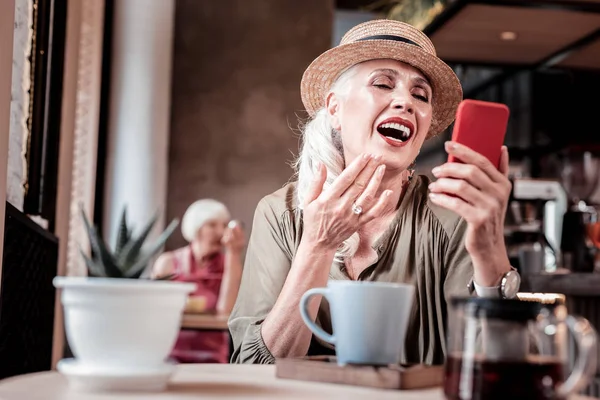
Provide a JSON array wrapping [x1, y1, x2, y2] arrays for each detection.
[[222, 222, 246, 254], [429, 141, 513, 286], [301, 154, 395, 251]]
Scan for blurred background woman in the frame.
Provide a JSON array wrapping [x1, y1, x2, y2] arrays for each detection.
[[153, 199, 245, 363]]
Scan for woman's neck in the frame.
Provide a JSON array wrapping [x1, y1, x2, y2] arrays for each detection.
[[376, 168, 413, 213], [343, 168, 412, 279], [190, 242, 215, 263]]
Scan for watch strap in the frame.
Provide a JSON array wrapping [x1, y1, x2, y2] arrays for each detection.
[[467, 267, 519, 299], [473, 280, 501, 298]]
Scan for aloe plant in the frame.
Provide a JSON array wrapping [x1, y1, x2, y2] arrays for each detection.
[[80, 208, 179, 279]]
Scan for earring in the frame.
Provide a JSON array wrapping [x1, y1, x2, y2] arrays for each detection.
[[407, 160, 416, 181]]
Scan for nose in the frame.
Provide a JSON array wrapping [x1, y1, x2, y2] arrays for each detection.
[[390, 90, 415, 115]]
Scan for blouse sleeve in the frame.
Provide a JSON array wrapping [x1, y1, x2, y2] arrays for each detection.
[[228, 196, 296, 364], [443, 217, 474, 304]]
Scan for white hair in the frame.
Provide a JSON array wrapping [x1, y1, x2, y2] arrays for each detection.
[[181, 199, 230, 242], [292, 66, 360, 264]]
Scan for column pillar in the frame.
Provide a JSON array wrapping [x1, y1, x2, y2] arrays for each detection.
[[103, 0, 175, 245]]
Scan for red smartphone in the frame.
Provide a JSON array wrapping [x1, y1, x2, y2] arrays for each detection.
[[448, 99, 510, 169]]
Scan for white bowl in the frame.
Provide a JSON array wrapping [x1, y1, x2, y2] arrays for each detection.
[[54, 277, 195, 369]]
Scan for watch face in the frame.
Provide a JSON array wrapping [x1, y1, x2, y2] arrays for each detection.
[[502, 271, 521, 298]]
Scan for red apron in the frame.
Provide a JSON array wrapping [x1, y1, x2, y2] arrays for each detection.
[[170, 247, 229, 363]]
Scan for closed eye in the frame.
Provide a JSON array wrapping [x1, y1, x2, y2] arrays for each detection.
[[374, 84, 393, 90], [413, 94, 429, 102]]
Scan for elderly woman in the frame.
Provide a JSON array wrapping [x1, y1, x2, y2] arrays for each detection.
[[153, 199, 245, 363], [229, 20, 519, 365]]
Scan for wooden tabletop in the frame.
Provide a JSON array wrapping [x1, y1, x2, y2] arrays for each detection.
[[180, 313, 229, 330], [0, 364, 596, 400]]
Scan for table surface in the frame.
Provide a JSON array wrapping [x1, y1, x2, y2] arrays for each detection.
[[0, 364, 597, 400], [180, 313, 229, 330]]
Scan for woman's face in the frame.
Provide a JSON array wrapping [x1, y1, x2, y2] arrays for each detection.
[[327, 59, 433, 172], [194, 219, 227, 253]]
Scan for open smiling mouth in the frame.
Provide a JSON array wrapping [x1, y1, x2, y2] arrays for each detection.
[[377, 119, 414, 146]]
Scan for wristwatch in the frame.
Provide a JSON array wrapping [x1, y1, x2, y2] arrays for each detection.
[[467, 267, 521, 299]]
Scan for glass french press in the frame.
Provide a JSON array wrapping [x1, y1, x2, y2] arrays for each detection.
[[444, 298, 597, 400]]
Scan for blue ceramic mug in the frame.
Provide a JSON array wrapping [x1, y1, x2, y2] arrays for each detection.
[[299, 280, 415, 366]]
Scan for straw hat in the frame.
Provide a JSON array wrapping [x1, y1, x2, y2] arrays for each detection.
[[301, 19, 463, 138]]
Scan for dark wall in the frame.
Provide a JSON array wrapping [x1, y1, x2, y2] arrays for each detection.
[[167, 0, 334, 249]]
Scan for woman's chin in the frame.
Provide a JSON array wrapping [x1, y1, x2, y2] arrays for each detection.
[[380, 152, 416, 170], [382, 162, 412, 175], [377, 145, 419, 170], [204, 243, 222, 254]]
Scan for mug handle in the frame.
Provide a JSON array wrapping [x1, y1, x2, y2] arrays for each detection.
[[299, 288, 335, 345], [557, 315, 598, 398]]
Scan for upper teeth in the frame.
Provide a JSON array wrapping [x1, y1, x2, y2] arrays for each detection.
[[380, 122, 411, 135]]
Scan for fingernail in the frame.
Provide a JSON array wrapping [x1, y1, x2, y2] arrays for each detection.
[[374, 154, 382, 161], [428, 183, 435, 190], [429, 193, 438, 200], [378, 165, 386, 175], [432, 166, 441, 175], [385, 190, 393, 197], [445, 141, 457, 150], [363, 153, 370, 160]]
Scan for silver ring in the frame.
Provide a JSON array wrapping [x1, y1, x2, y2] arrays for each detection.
[[351, 203, 363, 215]]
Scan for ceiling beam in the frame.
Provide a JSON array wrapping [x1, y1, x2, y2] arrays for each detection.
[[474, 0, 600, 14], [419, 0, 600, 97], [464, 26, 600, 98], [424, 0, 600, 37], [540, 27, 600, 68], [335, 0, 385, 11], [423, 0, 469, 36]]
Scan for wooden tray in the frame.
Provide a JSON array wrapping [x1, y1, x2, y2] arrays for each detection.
[[275, 356, 444, 390]]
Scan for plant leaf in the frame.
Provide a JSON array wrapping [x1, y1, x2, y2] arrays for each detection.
[[128, 267, 146, 279], [117, 213, 158, 270], [80, 249, 106, 277], [153, 273, 176, 281], [80, 208, 122, 278], [124, 219, 179, 278], [115, 207, 130, 256]]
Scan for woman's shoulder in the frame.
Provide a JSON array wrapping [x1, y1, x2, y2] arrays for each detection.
[[251, 182, 301, 254], [152, 247, 186, 277], [255, 181, 299, 219], [168, 245, 191, 261], [411, 175, 465, 239]]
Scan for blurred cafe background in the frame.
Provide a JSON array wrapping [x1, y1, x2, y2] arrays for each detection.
[[0, 0, 599, 396]]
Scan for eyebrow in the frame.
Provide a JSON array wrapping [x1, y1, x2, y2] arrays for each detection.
[[371, 68, 399, 77], [370, 68, 432, 91]]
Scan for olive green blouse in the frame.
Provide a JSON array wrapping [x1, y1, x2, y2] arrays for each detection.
[[228, 175, 473, 365]]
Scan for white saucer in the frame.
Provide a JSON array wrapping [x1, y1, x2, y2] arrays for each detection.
[[57, 358, 175, 392]]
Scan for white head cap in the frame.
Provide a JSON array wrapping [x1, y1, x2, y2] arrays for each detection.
[[181, 199, 231, 242]]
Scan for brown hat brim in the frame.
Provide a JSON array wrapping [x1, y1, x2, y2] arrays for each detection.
[[301, 40, 463, 138]]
